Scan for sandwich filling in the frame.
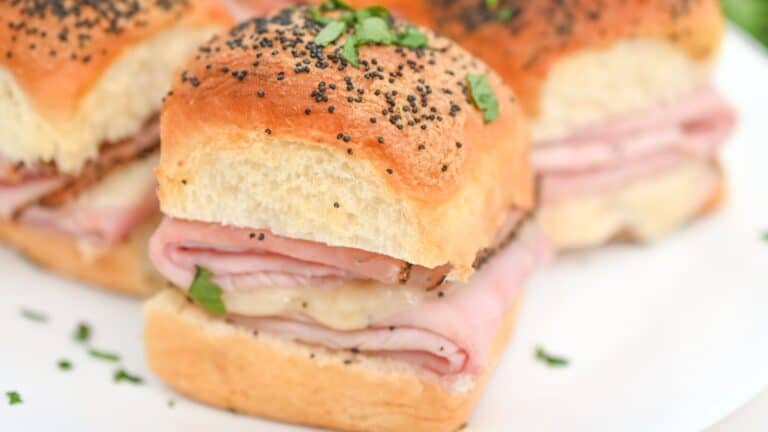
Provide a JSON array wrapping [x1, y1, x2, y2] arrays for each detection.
[[0, 118, 160, 246], [150, 216, 550, 380], [534, 86, 736, 203]]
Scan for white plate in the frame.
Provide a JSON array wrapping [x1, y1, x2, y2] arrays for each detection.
[[2, 28, 767, 432]]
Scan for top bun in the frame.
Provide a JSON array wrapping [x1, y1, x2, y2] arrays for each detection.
[[343, 0, 725, 140], [158, 6, 533, 279], [0, 0, 232, 172]]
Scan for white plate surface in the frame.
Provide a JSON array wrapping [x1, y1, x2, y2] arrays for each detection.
[[1, 28, 767, 432]]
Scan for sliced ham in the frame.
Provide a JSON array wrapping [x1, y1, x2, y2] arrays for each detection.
[[0, 118, 160, 245], [230, 228, 552, 378], [149, 218, 451, 291], [0, 177, 67, 218], [0, 116, 159, 212], [534, 86, 736, 201], [150, 214, 549, 378], [19, 189, 158, 246]]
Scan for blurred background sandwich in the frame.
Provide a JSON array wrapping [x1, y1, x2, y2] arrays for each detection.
[[0, 0, 231, 295]]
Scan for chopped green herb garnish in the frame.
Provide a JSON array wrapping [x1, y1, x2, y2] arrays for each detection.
[[314, 20, 347, 46], [762, 231, 768, 241], [168, 399, 176, 408], [88, 349, 120, 363], [20, 308, 47, 323], [113, 369, 143, 385], [74, 322, 91, 343], [355, 6, 389, 21], [354, 16, 395, 44], [58, 359, 72, 371], [308, 3, 428, 68], [342, 34, 360, 66], [396, 27, 428, 48], [320, 0, 352, 11], [308, 7, 335, 25], [496, 6, 516, 22], [189, 266, 227, 315], [535, 346, 569, 367], [6, 391, 22, 405], [485, 0, 499, 9], [466, 74, 500, 123]]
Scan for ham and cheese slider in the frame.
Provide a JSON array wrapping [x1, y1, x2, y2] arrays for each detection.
[[144, 5, 549, 431], [0, 1, 231, 295], [345, 0, 737, 250]]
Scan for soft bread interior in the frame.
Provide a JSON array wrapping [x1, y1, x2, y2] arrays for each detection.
[[144, 288, 524, 432], [158, 131, 516, 275], [0, 25, 219, 172], [538, 160, 723, 250], [532, 38, 714, 141]]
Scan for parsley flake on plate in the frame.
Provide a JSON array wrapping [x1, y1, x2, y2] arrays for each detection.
[[19, 308, 47, 323], [6, 391, 22, 405], [88, 349, 120, 363], [74, 322, 91, 343], [535, 346, 570, 367], [114, 369, 143, 385]]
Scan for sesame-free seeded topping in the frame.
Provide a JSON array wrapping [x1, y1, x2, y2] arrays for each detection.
[[169, 5, 512, 188], [425, 0, 710, 70], [0, 0, 192, 62]]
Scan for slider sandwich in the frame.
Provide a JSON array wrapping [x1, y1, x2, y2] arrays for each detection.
[[145, 5, 550, 431], [0, 0, 231, 295], [346, 0, 737, 250]]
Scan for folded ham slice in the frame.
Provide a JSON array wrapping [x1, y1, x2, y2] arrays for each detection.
[[150, 218, 452, 291], [19, 189, 158, 246], [234, 230, 550, 378], [151, 217, 551, 378], [534, 86, 736, 202]]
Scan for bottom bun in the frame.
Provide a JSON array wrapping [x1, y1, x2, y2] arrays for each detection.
[[538, 160, 725, 250], [0, 215, 163, 297], [144, 288, 524, 432]]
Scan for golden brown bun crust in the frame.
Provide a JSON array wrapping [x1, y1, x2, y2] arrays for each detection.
[[0, 0, 232, 120], [342, 0, 724, 117], [160, 6, 532, 209], [145, 288, 524, 432], [0, 214, 163, 297]]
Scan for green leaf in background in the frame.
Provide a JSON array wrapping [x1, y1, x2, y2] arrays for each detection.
[[189, 266, 227, 315], [722, 0, 768, 49]]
